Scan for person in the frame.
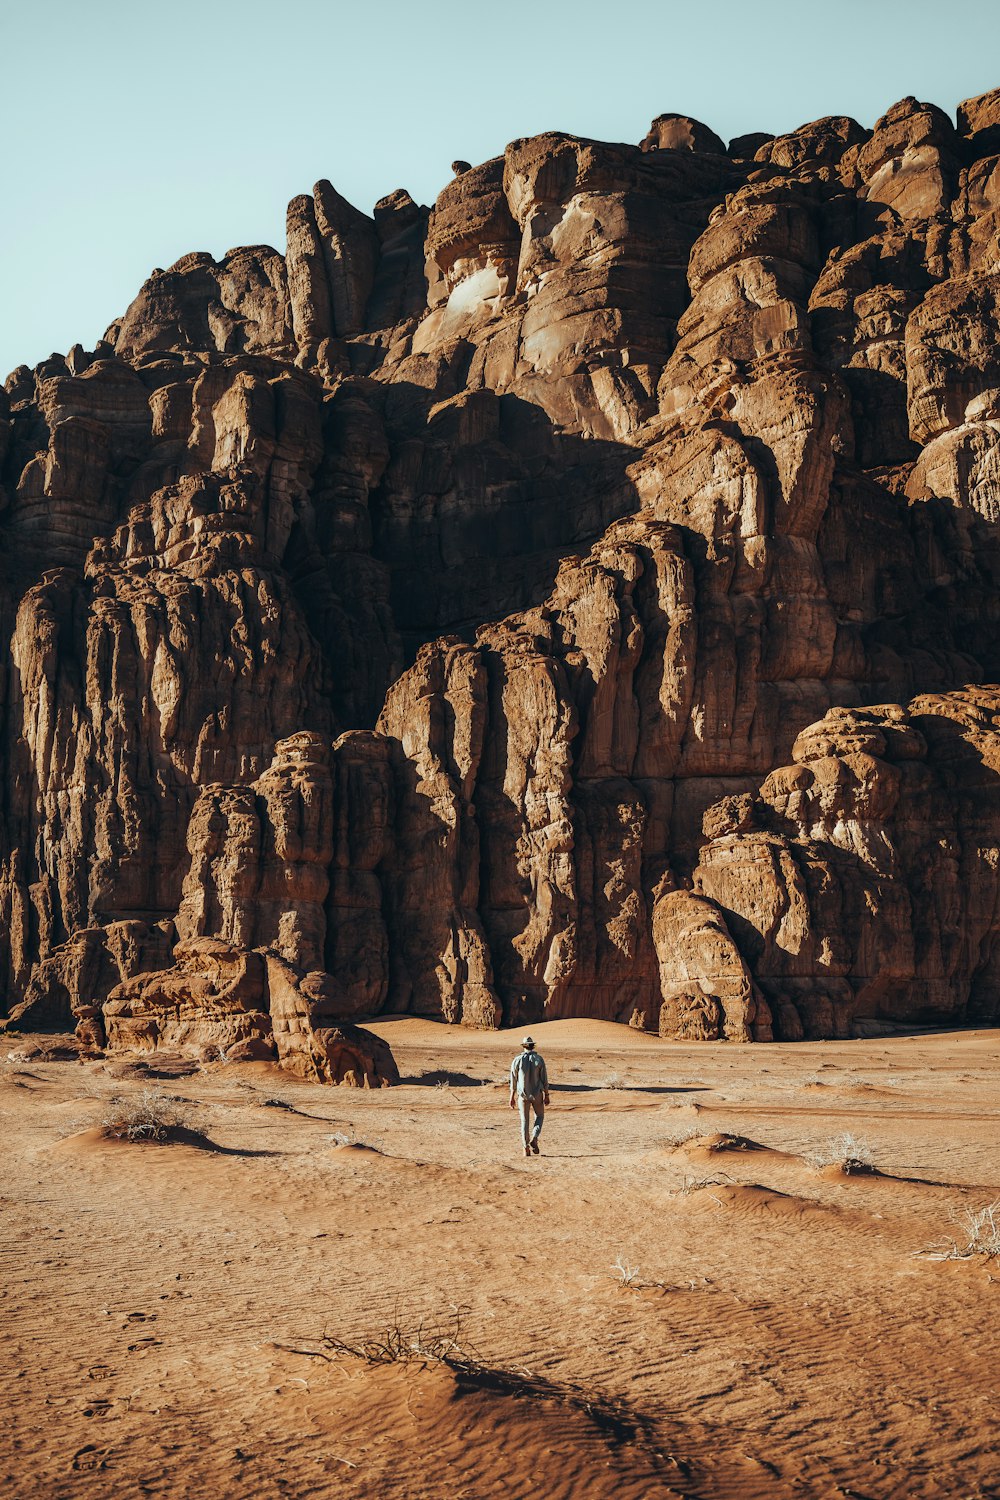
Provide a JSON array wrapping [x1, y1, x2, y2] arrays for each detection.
[[509, 1036, 550, 1157]]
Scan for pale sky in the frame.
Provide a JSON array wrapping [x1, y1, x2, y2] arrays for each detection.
[[2, 0, 998, 377]]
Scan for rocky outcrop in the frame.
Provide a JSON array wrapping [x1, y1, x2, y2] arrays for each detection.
[[641, 115, 726, 156], [850, 97, 960, 221], [286, 181, 379, 366], [5, 91, 1000, 1061], [115, 249, 294, 362], [175, 732, 334, 971], [652, 886, 768, 1042], [691, 691, 1000, 1037], [104, 939, 398, 1085]]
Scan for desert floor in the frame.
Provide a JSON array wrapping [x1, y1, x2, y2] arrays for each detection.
[[3, 1017, 1000, 1499]]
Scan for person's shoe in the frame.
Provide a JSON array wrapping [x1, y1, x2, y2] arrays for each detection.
[[530, 1139, 540, 1155], [523, 1145, 531, 1157]]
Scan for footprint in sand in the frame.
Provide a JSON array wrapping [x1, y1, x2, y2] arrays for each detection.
[[72, 1445, 107, 1471]]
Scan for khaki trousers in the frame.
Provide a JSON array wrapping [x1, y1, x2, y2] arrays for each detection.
[[518, 1093, 545, 1147]]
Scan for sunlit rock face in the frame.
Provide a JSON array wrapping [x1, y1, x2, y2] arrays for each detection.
[[5, 88, 1000, 1060]]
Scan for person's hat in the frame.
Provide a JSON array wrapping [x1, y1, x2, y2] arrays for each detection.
[[521, 1035, 535, 1048]]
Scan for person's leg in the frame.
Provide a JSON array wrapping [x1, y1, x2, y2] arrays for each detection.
[[530, 1094, 544, 1144], [518, 1097, 531, 1150]]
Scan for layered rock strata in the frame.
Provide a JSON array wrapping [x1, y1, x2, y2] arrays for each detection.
[[5, 90, 1000, 1062]]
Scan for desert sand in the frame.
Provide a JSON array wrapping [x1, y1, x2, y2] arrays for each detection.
[[3, 1019, 1000, 1499]]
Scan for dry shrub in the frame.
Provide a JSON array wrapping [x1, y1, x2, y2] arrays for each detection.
[[322, 1311, 469, 1366], [659, 1125, 700, 1148], [810, 1132, 876, 1174], [923, 1202, 1000, 1261], [675, 1172, 735, 1197], [950, 1203, 1000, 1258], [101, 1088, 190, 1142], [611, 1254, 641, 1287]]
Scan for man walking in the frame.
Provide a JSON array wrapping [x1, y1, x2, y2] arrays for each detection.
[[509, 1036, 550, 1157]]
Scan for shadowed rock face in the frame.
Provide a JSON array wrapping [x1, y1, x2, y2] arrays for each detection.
[[6, 91, 1000, 1063]]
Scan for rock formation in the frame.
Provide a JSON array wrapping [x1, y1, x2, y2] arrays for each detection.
[[5, 90, 1000, 1063]]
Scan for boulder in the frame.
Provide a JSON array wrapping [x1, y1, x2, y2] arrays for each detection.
[[641, 114, 726, 155]]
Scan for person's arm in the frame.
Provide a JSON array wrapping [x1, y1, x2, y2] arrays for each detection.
[[541, 1057, 550, 1104], [509, 1057, 518, 1109]]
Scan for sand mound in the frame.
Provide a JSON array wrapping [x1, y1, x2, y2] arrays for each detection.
[[672, 1133, 794, 1168], [275, 1354, 791, 1500], [682, 1181, 833, 1222], [50, 1124, 219, 1156], [687, 1131, 772, 1154], [698, 1131, 763, 1151], [96, 1059, 153, 1081], [815, 1161, 881, 1182]]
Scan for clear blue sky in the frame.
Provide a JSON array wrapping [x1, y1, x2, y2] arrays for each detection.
[[2, 0, 998, 378]]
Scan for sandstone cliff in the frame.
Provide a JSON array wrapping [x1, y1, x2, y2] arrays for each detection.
[[5, 90, 1000, 1064]]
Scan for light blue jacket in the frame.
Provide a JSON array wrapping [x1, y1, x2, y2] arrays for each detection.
[[510, 1050, 548, 1099]]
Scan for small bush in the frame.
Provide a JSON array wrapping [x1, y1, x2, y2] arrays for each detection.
[[924, 1202, 1000, 1261], [322, 1314, 468, 1366], [810, 1132, 876, 1174], [660, 1125, 700, 1147], [602, 1073, 626, 1090], [101, 1089, 189, 1142], [675, 1172, 734, 1198], [954, 1203, 1000, 1257], [611, 1254, 641, 1287]]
